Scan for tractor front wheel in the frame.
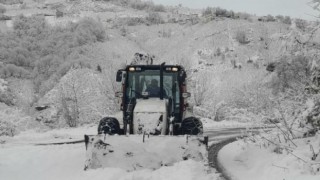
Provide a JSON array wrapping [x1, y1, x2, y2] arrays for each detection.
[[180, 117, 203, 135], [98, 117, 120, 135]]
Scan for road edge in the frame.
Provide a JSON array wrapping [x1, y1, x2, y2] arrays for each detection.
[[208, 137, 239, 180]]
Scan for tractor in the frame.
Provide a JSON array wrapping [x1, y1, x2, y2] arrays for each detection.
[[84, 63, 207, 171]]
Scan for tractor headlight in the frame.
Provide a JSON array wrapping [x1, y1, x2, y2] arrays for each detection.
[[172, 67, 178, 71], [165, 67, 178, 71], [129, 67, 135, 71]]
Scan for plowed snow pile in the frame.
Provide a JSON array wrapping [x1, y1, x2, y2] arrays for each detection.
[[85, 135, 207, 171], [0, 143, 217, 180]]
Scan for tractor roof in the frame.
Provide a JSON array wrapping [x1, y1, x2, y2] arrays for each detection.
[[125, 65, 185, 71]]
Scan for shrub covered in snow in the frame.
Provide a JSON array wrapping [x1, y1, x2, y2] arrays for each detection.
[[0, 78, 15, 106], [295, 18, 308, 32], [0, 0, 22, 5], [146, 12, 164, 25], [0, 78, 6, 91], [35, 68, 116, 128], [306, 96, 320, 130], [0, 15, 106, 97], [265, 15, 276, 22], [0, 103, 41, 137], [0, 64, 29, 78], [282, 16, 292, 25], [236, 12, 251, 20], [271, 55, 311, 94], [0, 4, 6, 14], [202, 7, 238, 20], [0, 90, 15, 106], [128, 0, 166, 12], [235, 30, 249, 44], [0, 120, 17, 137]]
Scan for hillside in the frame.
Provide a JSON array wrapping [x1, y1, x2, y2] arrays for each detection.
[[0, 0, 320, 179], [0, 0, 319, 137]]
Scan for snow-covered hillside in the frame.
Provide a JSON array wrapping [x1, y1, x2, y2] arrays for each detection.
[[1, 0, 320, 180]]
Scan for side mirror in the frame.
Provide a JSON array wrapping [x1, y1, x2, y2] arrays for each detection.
[[182, 92, 191, 98], [115, 92, 123, 98], [116, 70, 122, 82]]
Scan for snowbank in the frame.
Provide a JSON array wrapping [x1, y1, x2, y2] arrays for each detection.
[[219, 136, 320, 180]]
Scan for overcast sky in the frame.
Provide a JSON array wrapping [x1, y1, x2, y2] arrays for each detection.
[[151, 0, 319, 21]]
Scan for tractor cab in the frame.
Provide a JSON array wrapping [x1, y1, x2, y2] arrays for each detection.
[[115, 64, 193, 134]]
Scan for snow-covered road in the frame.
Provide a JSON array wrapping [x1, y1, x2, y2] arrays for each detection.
[[0, 144, 86, 180], [0, 125, 217, 180], [0, 138, 218, 180], [0, 123, 265, 180]]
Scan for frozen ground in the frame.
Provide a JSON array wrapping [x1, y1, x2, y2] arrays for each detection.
[[1, 120, 240, 180], [1, 119, 302, 180], [0, 143, 218, 180]]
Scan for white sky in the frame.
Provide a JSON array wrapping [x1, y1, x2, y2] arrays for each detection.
[[151, 0, 319, 21]]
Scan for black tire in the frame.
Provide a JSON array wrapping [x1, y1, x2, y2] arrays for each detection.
[[180, 117, 203, 135], [98, 117, 120, 135]]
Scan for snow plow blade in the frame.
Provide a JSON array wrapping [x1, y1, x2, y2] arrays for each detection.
[[84, 134, 208, 171]]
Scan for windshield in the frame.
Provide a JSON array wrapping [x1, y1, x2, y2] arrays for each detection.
[[126, 70, 179, 100]]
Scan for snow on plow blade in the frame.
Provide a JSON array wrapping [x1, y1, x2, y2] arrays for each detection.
[[84, 134, 208, 171]]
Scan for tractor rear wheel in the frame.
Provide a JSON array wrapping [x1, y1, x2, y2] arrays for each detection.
[[180, 117, 203, 135], [98, 117, 120, 135]]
